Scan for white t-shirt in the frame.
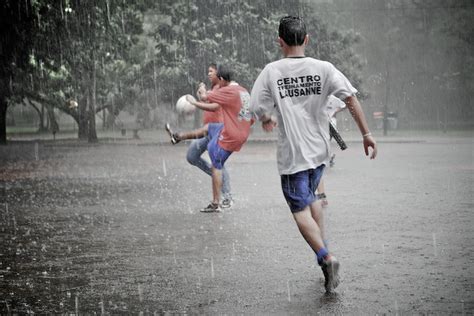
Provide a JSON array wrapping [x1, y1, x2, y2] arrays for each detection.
[[250, 57, 357, 175], [327, 95, 346, 118], [326, 95, 346, 126]]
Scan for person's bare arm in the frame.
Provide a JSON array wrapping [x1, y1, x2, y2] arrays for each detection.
[[344, 95, 377, 159], [186, 95, 220, 112]]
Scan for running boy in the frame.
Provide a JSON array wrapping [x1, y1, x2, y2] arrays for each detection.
[[249, 16, 377, 293]]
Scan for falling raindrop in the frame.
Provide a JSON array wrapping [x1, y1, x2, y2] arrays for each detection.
[[138, 284, 143, 302], [432, 233, 438, 257], [12, 216, 17, 235], [211, 257, 215, 278], [106, 0, 111, 22], [75, 294, 79, 315], [4, 203, 8, 222], [34, 142, 39, 161], [98, 301, 105, 315], [287, 280, 291, 302], [162, 159, 167, 177], [382, 244, 385, 264]]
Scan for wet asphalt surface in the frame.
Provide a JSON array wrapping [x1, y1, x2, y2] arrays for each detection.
[[0, 133, 473, 314]]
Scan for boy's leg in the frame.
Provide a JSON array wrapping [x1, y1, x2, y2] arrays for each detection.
[[178, 125, 208, 140], [201, 123, 232, 213], [165, 123, 208, 144], [292, 207, 326, 253], [211, 167, 222, 205], [281, 167, 339, 292], [310, 200, 330, 265], [221, 166, 233, 206], [187, 137, 212, 175], [316, 179, 328, 207], [186, 136, 232, 201], [293, 208, 339, 292], [310, 200, 325, 241]]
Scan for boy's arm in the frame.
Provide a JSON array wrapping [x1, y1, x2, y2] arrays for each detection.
[[344, 95, 377, 159], [186, 95, 220, 112]]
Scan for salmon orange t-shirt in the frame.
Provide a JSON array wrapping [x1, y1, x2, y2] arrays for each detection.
[[207, 84, 253, 152], [202, 85, 224, 124]]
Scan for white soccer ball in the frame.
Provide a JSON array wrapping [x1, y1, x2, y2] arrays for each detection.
[[176, 95, 196, 115]]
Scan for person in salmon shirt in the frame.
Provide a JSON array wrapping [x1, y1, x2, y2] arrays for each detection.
[[185, 63, 234, 209], [166, 64, 253, 212]]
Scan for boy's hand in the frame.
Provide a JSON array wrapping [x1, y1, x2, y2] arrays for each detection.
[[363, 135, 377, 159], [262, 115, 277, 132], [197, 83, 207, 100]]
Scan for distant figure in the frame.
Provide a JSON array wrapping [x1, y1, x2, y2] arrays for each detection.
[[250, 16, 377, 293], [316, 95, 347, 207]]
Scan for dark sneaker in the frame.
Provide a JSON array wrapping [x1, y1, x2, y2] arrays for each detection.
[[165, 123, 180, 144], [200, 203, 221, 213], [322, 256, 340, 293], [221, 198, 234, 209]]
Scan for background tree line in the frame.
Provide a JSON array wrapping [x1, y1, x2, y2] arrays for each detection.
[[1, 0, 472, 144]]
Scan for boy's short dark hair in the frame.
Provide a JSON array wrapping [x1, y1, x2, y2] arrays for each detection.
[[279, 16, 307, 46], [216, 64, 233, 82], [209, 63, 217, 70]]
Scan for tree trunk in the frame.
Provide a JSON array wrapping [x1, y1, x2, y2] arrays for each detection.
[[78, 108, 88, 140], [88, 52, 98, 143], [46, 104, 59, 137], [39, 103, 46, 131], [28, 99, 47, 132]]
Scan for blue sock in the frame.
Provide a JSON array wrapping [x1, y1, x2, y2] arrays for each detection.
[[315, 240, 329, 265], [316, 247, 329, 265]]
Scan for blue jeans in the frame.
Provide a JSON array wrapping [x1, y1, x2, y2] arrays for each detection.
[[186, 136, 231, 198]]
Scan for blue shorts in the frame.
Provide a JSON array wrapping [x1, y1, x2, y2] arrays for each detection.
[[281, 165, 325, 213], [207, 123, 232, 170]]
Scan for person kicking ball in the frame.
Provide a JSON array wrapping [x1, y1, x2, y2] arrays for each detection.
[[166, 64, 253, 212]]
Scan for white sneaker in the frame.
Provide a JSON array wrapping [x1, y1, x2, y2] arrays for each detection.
[[221, 198, 234, 209]]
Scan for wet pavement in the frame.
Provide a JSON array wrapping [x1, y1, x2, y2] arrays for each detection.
[[0, 132, 473, 314]]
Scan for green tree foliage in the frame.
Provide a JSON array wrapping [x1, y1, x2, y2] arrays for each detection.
[[1, 0, 151, 143], [0, 0, 37, 144], [145, 0, 364, 116], [2, 0, 365, 142]]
